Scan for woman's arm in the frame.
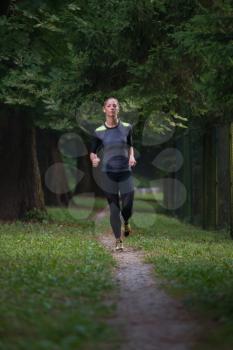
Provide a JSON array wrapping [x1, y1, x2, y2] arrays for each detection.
[[129, 146, 134, 157], [129, 146, 136, 167], [90, 152, 100, 167], [90, 130, 102, 167], [127, 126, 136, 167]]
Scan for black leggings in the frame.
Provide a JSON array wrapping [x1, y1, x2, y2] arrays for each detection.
[[103, 171, 134, 239]]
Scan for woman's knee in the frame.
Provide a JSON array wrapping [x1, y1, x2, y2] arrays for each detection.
[[109, 201, 120, 215]]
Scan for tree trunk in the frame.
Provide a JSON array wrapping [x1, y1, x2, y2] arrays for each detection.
[[36, 128, 71, 207], [0, 109, 45, 220], [0, 0, 10, 15]]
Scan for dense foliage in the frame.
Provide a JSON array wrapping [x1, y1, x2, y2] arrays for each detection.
[[0, 0, 232, 129]]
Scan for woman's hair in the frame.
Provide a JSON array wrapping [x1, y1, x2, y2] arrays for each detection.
[[103, 97, 120, 107]]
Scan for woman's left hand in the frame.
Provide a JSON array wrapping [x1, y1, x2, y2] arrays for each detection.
[[129, 155, 137, 167]]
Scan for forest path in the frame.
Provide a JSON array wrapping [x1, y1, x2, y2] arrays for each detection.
[[96, 210, 199, 350]]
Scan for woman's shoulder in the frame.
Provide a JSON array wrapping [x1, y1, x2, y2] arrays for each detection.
[[120, 121, 132, 129], [95, 124, 106, 132]]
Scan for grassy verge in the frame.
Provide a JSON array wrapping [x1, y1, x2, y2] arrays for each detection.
[[126, 213, 233, 349], [46, 201, 233, 349], [134, 191, 163, 202], [47, 196, 162, 222], [0, 210, 118, 350]]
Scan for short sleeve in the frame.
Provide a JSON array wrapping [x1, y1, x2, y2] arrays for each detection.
[[90, 132, 102, 153], [127, 126, 133, 147]]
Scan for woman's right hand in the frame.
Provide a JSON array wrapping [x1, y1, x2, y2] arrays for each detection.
[[91, 155, 101, 167]]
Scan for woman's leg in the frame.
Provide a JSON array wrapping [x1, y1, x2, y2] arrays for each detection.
[[102, 172, 122, 239], [121, 190, 134, 224], [119, 171, 134, 224], [104, 192, 122, 239]]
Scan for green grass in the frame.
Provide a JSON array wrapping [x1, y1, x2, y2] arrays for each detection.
[[126, 213, 233, 349], [47, 196, 161, 223], [0, 214, 118, 350], [47, 202, 233, 349], [134, 191, 163, 202], [2, 201, 233, 349]]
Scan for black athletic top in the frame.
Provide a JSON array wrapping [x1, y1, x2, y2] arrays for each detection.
[[90, 119, 133, 172]]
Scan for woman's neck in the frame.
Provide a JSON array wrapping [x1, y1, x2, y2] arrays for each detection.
[[105, 116, 119, 128]]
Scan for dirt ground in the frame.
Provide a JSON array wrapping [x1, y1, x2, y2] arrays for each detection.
[[96, 211, 200, 350]]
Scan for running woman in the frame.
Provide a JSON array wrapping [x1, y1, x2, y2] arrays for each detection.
[[90, 97, 136, 251]]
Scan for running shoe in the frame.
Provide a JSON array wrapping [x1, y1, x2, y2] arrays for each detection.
[[123, 223, 131, 237], [115, 238, 124, 251]]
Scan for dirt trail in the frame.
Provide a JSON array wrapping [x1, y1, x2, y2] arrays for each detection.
[[96, 211, 199, 350]]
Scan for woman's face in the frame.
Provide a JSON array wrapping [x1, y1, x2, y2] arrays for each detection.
[[103, 98, 119, 118]]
